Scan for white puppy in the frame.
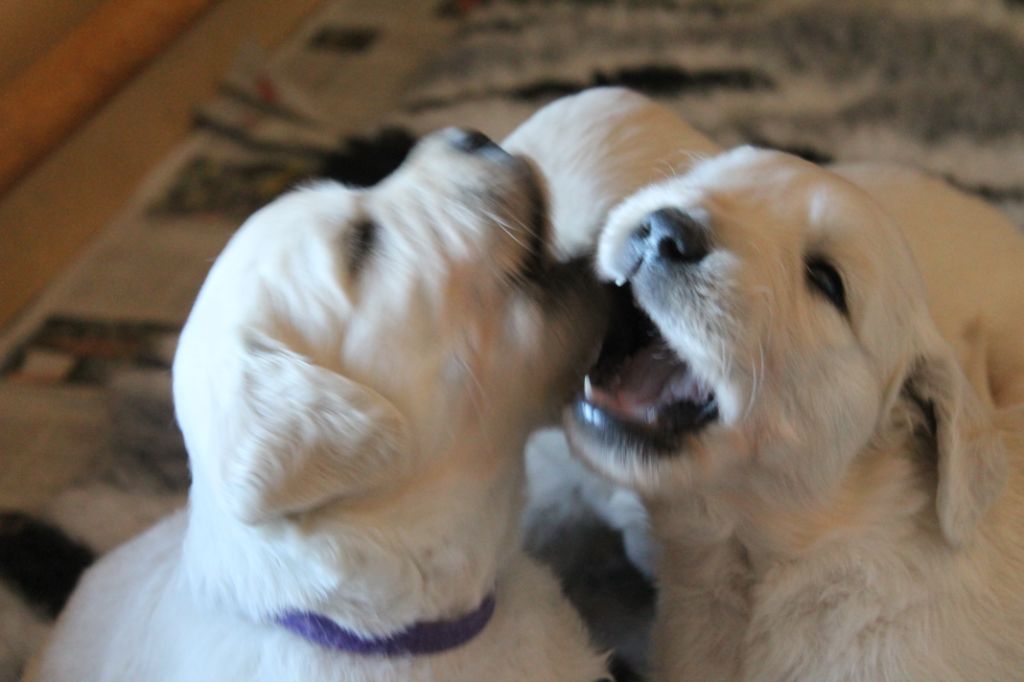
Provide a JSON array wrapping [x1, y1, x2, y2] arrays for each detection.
[[566, 147, 1023, 680], [26, 129, 608, 682]]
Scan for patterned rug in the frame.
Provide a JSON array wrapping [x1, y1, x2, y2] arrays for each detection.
[[2, 0, 1022, 678]]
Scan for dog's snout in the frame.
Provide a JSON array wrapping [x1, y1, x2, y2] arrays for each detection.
[[448, 128, 498, 153], [632, 208, 710, 265]]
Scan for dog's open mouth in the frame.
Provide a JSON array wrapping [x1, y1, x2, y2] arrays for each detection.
[[572, 284, 718, 451]]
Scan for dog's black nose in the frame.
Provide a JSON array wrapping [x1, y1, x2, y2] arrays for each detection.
[[632, 207, 710, 265], [449, 128, 498, 153]]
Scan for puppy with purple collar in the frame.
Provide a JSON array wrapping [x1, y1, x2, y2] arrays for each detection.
[[26, 128, 608, 682]]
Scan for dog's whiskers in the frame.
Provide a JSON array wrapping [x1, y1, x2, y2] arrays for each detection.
[[484, 208, 532, 250]]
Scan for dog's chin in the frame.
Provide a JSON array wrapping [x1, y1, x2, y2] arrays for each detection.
[[568, 284, 719, 463]]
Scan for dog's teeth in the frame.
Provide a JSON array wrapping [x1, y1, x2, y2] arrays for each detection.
[[615, 277, 627, 287], [584, 375, 594, 401]]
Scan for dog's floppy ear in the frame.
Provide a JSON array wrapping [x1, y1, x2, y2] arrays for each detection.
[[908, 334, 1006, 548], [221, 333, 414, 524]]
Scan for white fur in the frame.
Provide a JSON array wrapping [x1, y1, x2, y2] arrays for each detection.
[[26, 129, 607, 682], [569, 147, 1023, 681]]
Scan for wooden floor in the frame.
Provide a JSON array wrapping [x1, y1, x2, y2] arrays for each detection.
[[0, 0, 327, 330]]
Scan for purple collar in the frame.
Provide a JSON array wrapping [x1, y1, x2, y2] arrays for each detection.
[[276, 593, 496, 657]]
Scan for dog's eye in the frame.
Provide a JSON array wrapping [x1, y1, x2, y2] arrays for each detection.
[[348, 220, 377, 275], [805, 256, 847, 314]]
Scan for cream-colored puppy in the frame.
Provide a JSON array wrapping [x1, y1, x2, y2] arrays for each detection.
[[567, 146, 1023, 680], [26, 129, 607, 682]]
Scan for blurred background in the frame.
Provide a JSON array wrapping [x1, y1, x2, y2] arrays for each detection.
[[1, 0, 1022, 679]]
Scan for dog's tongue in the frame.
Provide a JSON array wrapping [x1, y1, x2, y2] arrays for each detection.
[[586, 341, 702, 424]]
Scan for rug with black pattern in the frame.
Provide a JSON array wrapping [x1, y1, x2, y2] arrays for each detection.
[[1, 0, 1021, 679]]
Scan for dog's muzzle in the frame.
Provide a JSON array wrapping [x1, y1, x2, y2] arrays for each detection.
[[571, 208, 719, 454]]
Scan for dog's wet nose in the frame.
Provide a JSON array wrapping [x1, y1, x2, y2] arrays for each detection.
[[447, 128, 499, 153], [632, 208, 710, 265]]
